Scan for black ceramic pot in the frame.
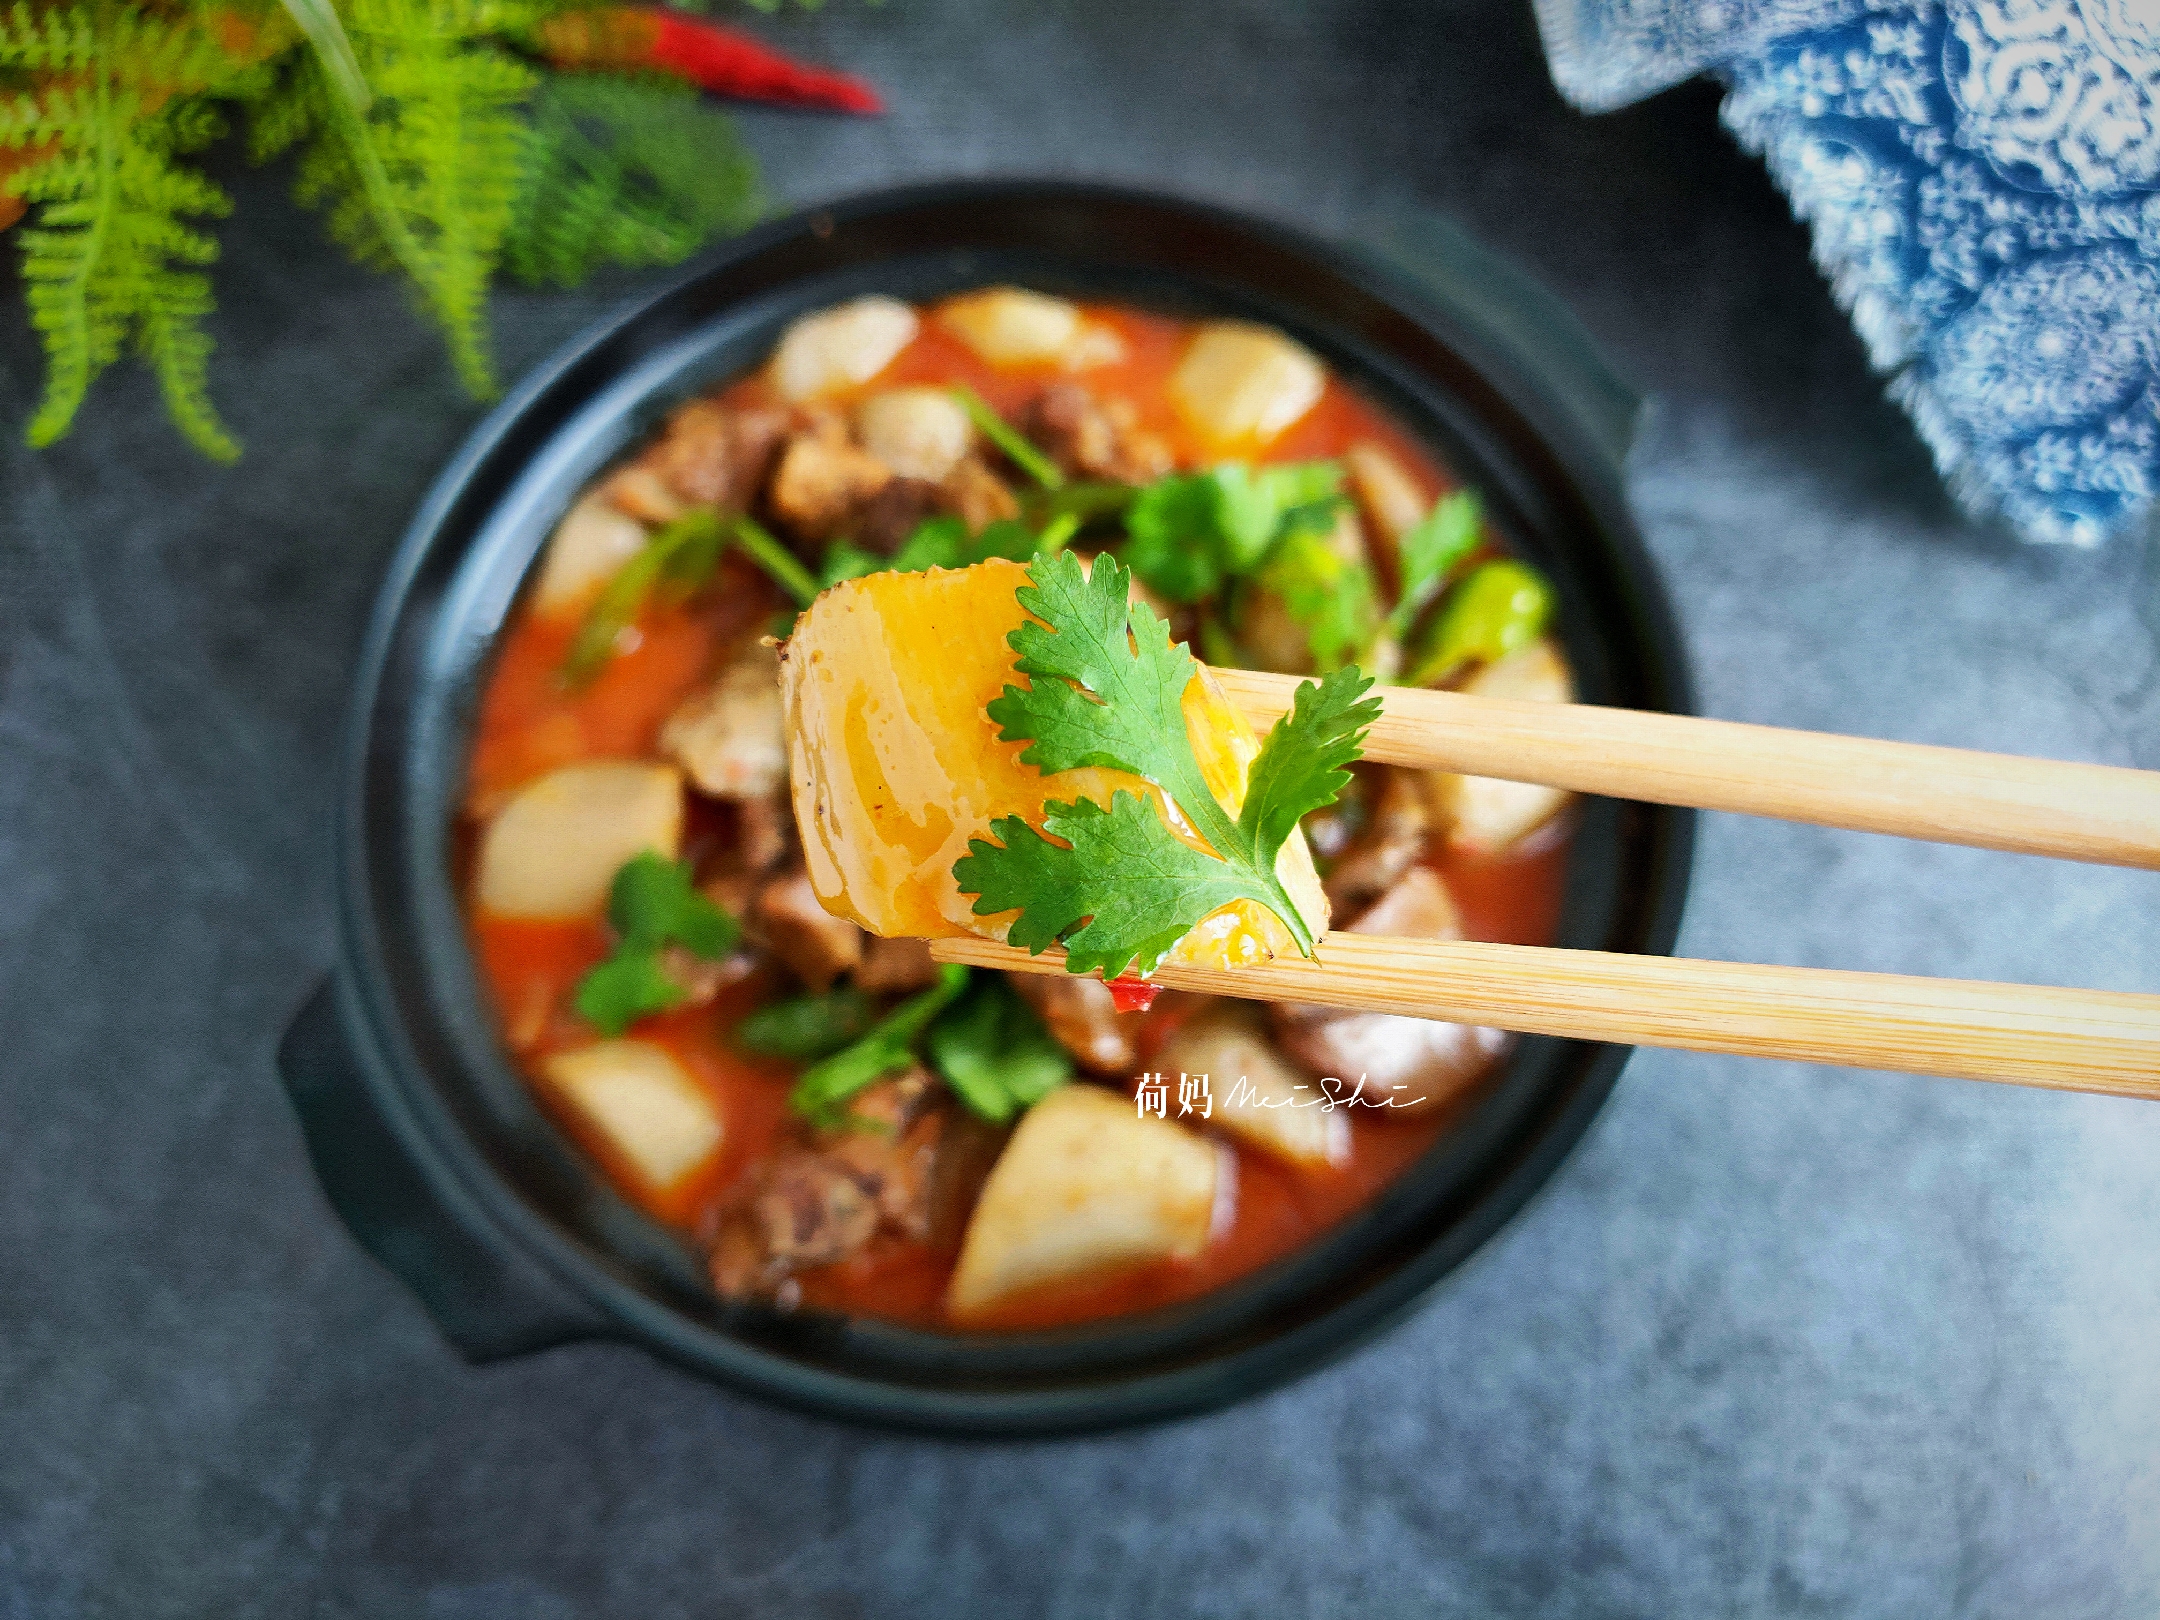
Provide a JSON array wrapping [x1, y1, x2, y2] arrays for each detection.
[[278, 180, 1694, 1436]]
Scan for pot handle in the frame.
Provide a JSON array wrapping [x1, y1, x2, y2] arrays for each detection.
[[278, 978, 610, 1361]]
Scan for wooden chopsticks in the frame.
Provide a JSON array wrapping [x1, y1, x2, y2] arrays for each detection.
[[927, 674, 2160, 1097], [1211, 669, 2160, 870], [932, 935, 2160, 1100]]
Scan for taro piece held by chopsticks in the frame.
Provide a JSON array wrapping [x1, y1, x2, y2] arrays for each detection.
[[780, 553, 1373, 979]]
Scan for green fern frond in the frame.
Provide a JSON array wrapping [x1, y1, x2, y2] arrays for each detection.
[[137, 252, 228, 455], [284, 0, 540, 396], [13, 77, 238, 459], [245, 64, 315, 163], [0, 1, 270, 90], [101, 10, 254, 93], [0, 2, 98, 74], [502, 73, 758, 289], [1, 83, 92, 149], [7, 0, 783, 460]]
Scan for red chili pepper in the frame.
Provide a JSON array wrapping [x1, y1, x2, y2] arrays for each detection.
[[652, 12, 882, 113], [538, 7, 882, 115], [1105, 976, 1160, 1015]]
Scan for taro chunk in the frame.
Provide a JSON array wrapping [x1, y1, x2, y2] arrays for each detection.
[[1461, 634, 1573, 706], [1159, 1006, 1345, 1169], [1270, 865, 1499, 1118], [947, 1084, 1221, 1318], [855, 387, 974, 482], [531, 494, 647, 618], [476, 761, 683, 918], [770, 297, 920, 401], [937, 287, 1086, 367], [1169, 321, 1325, 450], [1274, 1012, 1508, 1118], [1427, 639, 1577, 854], [540, 1040, 723, 1196]]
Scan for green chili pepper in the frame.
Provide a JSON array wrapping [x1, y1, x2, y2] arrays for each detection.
[[1406, 559, 1554, 687]]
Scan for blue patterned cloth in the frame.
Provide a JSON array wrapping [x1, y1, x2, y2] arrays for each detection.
[[1534, 0, 2160, 546]]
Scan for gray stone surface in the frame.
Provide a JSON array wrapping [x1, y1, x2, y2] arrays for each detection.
[[3, 0, 2157, 1614]]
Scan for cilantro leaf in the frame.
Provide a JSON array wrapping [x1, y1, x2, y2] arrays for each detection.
[[570, 854, 739, 1036], [1252, 526, 1381, 673], [609, 851, 738, 958], [788, 965, 971, 1125], [1387, 490, 1482, 640], [1237, 665, 1383, 859], [1216, 461, 1344, 564], [951, 551, 1378, 978], [960, 794, 1274, 979], [1123, 461, 1345, 604], [736, 986, 878, 1061], [989, 547, 1200, 779], [1124, 473, 1230, 601], [925, 976, 1073, 1124], [573, 949, 687, 1037]]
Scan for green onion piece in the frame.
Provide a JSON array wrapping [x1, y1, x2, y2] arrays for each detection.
[[787, 965, 971, 1125], [951, 385, 1064, 491], [1034, 512, 1081, 558], [654, 510, 727, 604], [730, 515, 819, 608], [889, 514, 972, 573], [737, 986, 878, 1061], [562, 511, 720, 686], [563, 507, 815, 685], [1019, 479, 1136, 528]]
